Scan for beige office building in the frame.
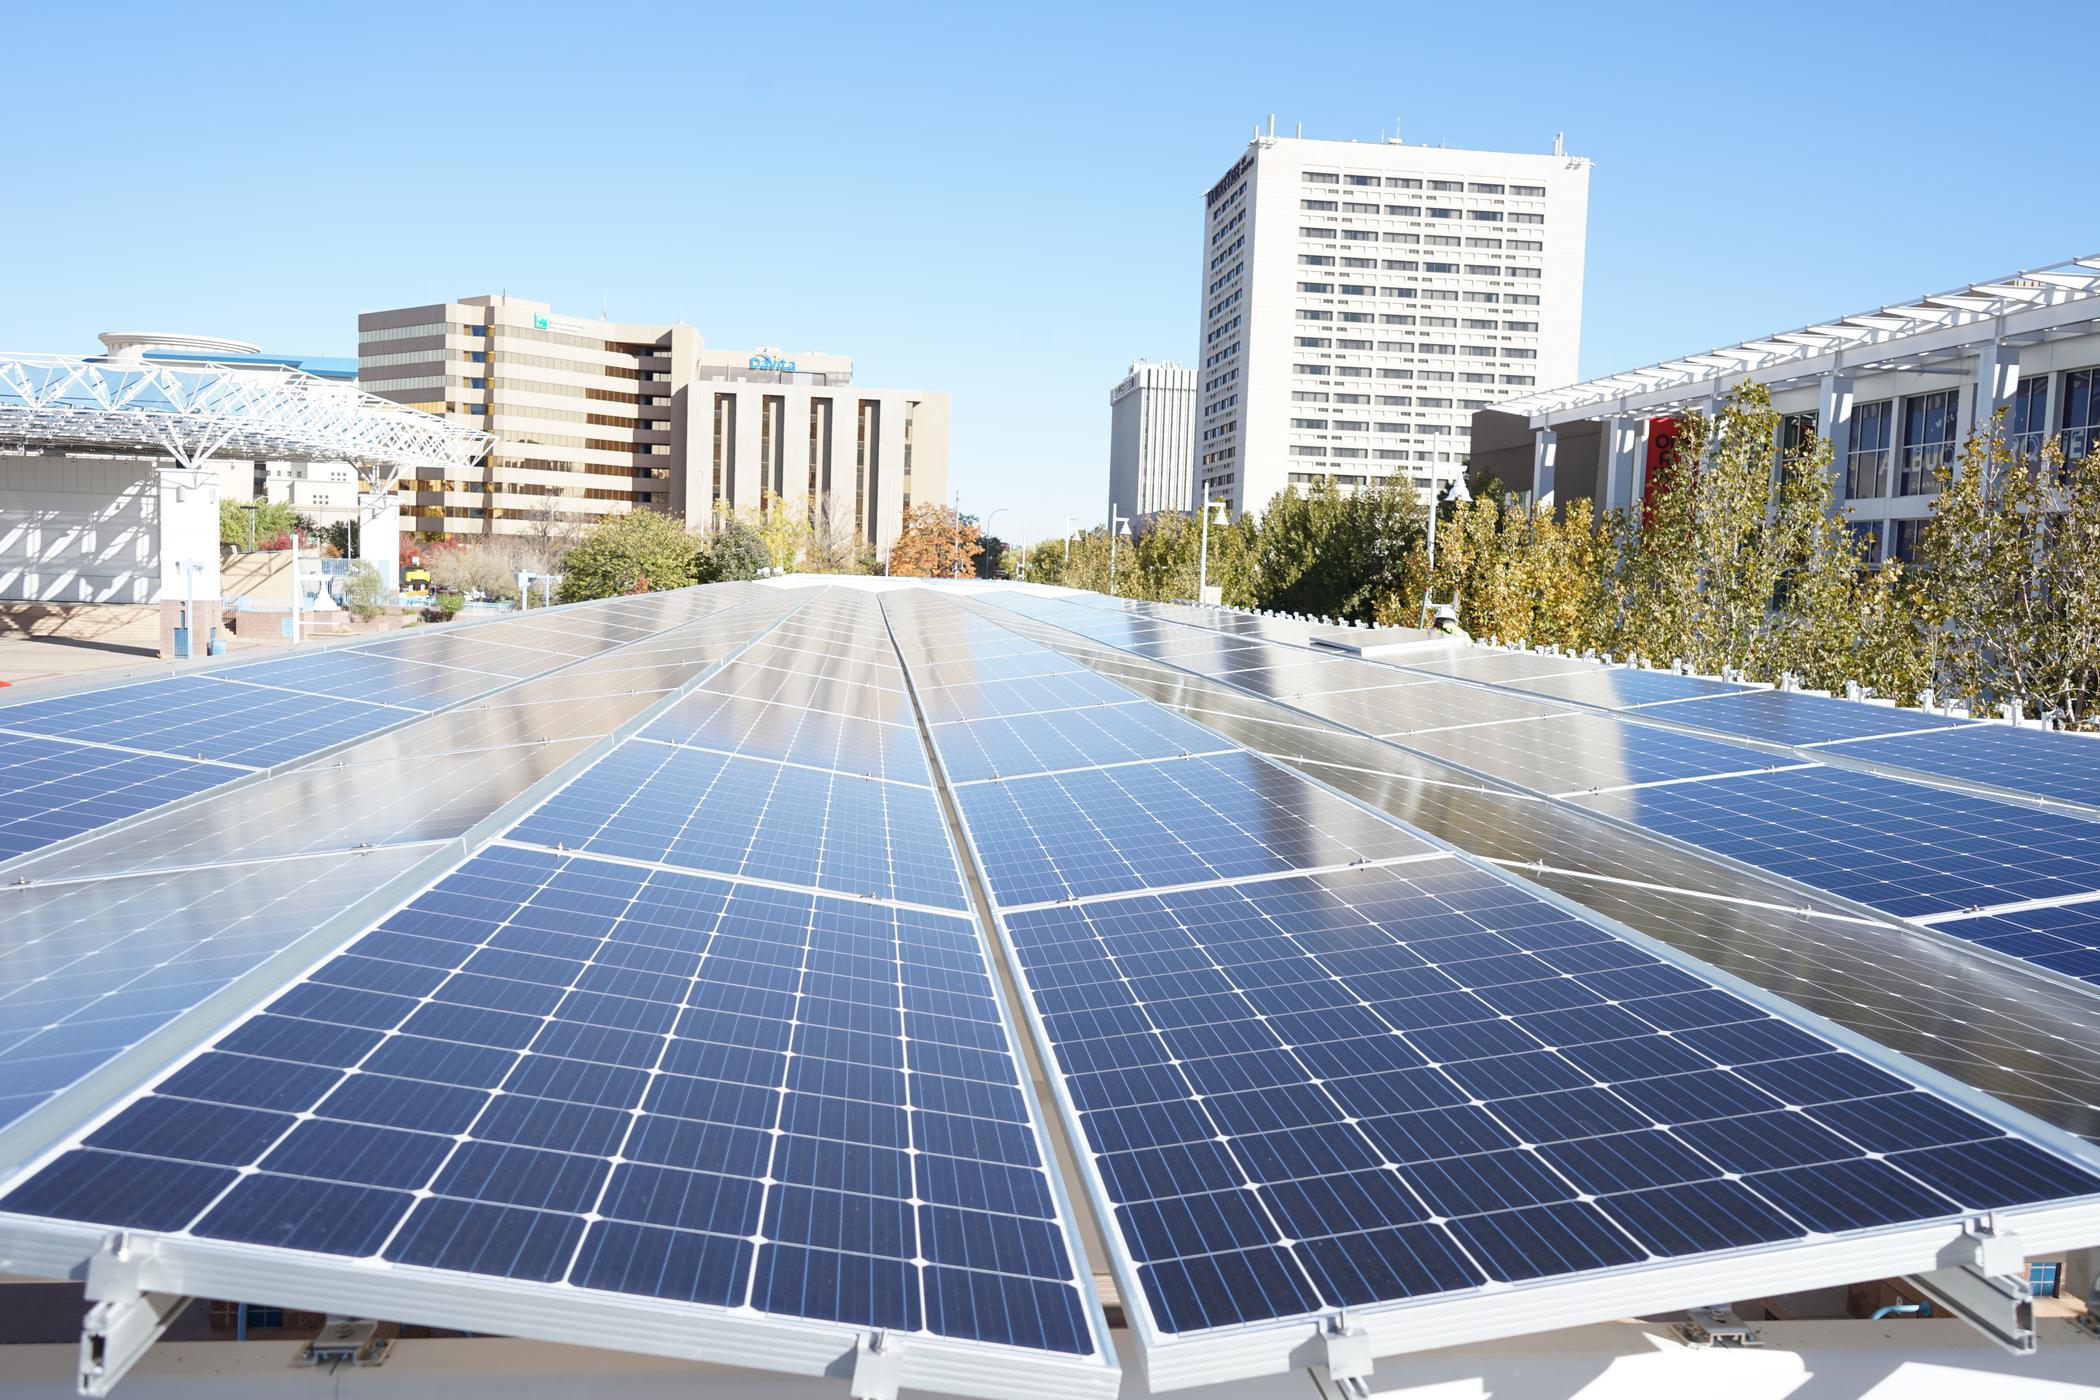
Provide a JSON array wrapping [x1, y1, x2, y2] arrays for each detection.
[[356, 295, 947, 552]]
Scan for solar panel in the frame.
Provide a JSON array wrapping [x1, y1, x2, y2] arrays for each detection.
[[953, 748, 1434, 907], [642, 688, 929, 785], [0, 674, 407, 767], [997, 854, 2100, 1352], [934, 702, 1233, 784], [0, 845, 441, 1133], [0, 845, 1104, 1362], [1572, 766, 2100, 921], [1401, 652, 1601, 683], [0, 734, 243, 860], [1635, 690, 1970, 747], [509, 742, 968, 912], [1922, 899, 2100, 989], [1391, 712, 1807, 797], [225, 650, 499, 708], [916, 669, 1139, 725], [1835, 725, 2100, 812], [1501, 667, 1761, 710]]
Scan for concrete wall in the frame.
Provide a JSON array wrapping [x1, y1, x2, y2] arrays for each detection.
[[0, 453, 159, 604]]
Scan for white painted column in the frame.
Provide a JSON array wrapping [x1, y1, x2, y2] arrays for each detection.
[[1818, 372, 1855, 502], [154, 465, 221, 659], [1532, 428, 1558, 511], [1600, 416, 1636, 512], [1969, 334, 2019, 432], [358, 489, 401, 591]]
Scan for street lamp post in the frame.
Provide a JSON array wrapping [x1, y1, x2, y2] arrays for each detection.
[[1063, 515, 1075, 564], [1422, 474, 1472, 627], [1196, 497, 1230, 605], [1107, 504, 1132, 598], [984, 507, 1008, 579]]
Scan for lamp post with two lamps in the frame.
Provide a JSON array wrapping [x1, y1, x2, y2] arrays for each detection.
[[1107, 504, 1132, 598], [1421, 473, 1472, 627]]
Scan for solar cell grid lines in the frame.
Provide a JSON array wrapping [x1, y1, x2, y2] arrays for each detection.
[[0, 674, 406, 768], [1635, 689, 1970, 747], [954, 748, 1434, 907], [1394, 713, 1807, 797], [0, 845, 1101, 1358], [509, 740, 965, 913], [0, 735, 243, 859], [1502, 666, 1761, 710], [1572, 766, 2100, 922], [1926, 899, 2100, 988], [642, 689, 930, 786], [1835, 725, 2100, 813], [996, 860, 2100, 1337], [936, 704, 1236, 785]]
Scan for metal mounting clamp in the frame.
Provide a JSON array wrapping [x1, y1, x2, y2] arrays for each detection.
[[1902, 1219, 2035, 1355], [296, 1317, 393, 1369], [1677, 1304, 1762, 1348], [78, 1233, 192, 1398], [1316, 1310, 1375, 1398], [848, 1328, 905, 1400]]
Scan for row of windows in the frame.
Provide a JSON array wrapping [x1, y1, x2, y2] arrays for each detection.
[[1303, 172, 1547, 197], [356, 322, 450, 344], [1292, 363, 1534, 386], [1291, 335, 1535, 356]]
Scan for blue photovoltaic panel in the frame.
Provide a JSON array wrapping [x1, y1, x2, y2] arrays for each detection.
[[917, 670, 1141, 726], [225, 650, 501, 708], [1836, 725, 2100, 812], [1637, 690, 1968, 747], [0, 734, 244, 860], [641, 688, 930, 785], [999, 861, 2100, 1335], [0, 846, 1098, 1356], [509, 742, 969, 911], [0, 674, 405, 766], [1572, 766, 2100, 921], [1392, 713, 1798, 797], [935, 703, 1232, 784], [953, 749, 1431, 907], [1926, 901, 2100, 988], [1502, 668, 1761, 711]]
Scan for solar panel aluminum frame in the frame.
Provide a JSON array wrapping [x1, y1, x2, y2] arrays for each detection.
[[0, 590, 813, 1186], [0, 1217, 1119, 1400], [907, 602, 2100, 1391]]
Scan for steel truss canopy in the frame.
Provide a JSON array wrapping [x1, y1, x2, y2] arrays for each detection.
[[1496, 252, 2100, 429], [0, 350, 492, 486]]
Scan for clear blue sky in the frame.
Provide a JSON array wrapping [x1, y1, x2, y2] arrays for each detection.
[[5, 0, 2095, 545]]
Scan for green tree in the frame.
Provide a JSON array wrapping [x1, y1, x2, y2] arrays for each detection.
[[1251, 477, 1426, 622], [1918, 424, 2100, 725], [557, 509, 699, 602], [701, 515, 772, 582], [218, 497, 299, 550], [344, 560, 386, 620]]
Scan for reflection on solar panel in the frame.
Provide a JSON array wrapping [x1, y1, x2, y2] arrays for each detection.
[[3, 846, 1099, 1356], [0, 734, 242, 859], [1634, 689, 1969, 746], [1394, 713, 1804, 796], [1573, 767, 2100, 921], [0, 674, 406, 767], [1836, 725, 2100, 811], [954, 749, 1432, 906], [935, 702, 1232, 784], [1002, 862, 2100, 1334], [509, 743, 968, 911], [1924, 899, 2100, 988], [1501, 666, 1761, 710]]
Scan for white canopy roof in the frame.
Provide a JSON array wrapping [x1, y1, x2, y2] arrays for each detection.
[[0, 351, 491, 487]]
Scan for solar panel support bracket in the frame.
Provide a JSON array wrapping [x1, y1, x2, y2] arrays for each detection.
[[77, 1232, 190, 1399], [1676, 1305, 1761, 1348], [847, 1328, 905, 1400], [1901, 1220, 2036, 1355], [295, 1317, 393, 1370], [1315, 1310, 1375, 1397]]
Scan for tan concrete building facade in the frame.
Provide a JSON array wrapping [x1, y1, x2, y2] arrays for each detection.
[[357, 296, 946, 552]]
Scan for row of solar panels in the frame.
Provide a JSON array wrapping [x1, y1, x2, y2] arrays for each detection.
[[1, 583, 2097, 1400], [987, 592, 2100, 993]]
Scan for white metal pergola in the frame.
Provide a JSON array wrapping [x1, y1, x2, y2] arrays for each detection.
[[1497, 253, 2100, 429], [0, 352, 491, 486]]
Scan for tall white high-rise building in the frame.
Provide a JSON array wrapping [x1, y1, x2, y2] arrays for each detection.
[[1198, 129, 1591, 516], [1106, 359, 1196, 519]]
